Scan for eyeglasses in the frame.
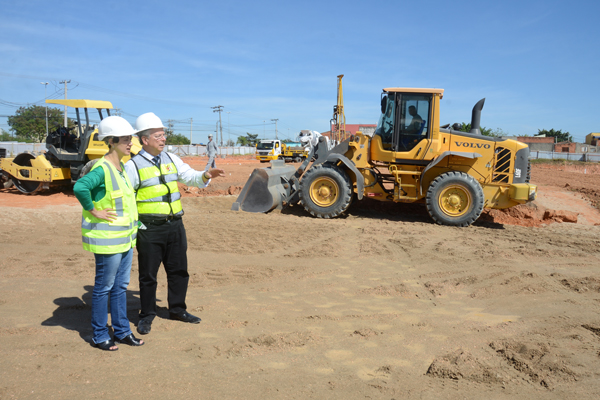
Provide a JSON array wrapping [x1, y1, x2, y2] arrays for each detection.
[[150, 134, 166, 140], [112, 135, 132, 144]]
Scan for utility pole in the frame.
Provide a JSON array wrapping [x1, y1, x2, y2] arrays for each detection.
[[226, 111, 231, 147], [215, 122, 219, 146], [40, 82, 48, 139], [59, 79, 71, 127], [271, 118, 279, 140], [166, 119, 174, 138], [114, 108, 121, 116], [190, 118, 193, 145], [211, 105, 224, 146]]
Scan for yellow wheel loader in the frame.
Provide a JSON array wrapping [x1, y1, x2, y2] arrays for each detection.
[[232, 88, 537, 227], [0, 99, 141, 194]]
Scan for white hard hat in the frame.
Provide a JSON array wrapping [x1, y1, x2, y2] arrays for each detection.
[[208, 134, 213, 137], [135, 112, 166, 133], [98, 116, 135, 140]]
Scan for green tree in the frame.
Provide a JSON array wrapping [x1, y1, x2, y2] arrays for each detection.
[[459, 123, 505, 138], [236, 133, 259, 146], [225, 139, 235, 146], [7, 105, 72, 143], [1, 128, 17, 141], [164, 120, 174, 138], [245, 133, 259, 146], [537, 129, 572, 143], [166, 133, 190, 145]]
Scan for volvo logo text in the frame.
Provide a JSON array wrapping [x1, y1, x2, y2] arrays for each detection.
[[454, 141, 491, 149]]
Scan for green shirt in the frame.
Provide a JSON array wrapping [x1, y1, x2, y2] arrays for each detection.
[[74, 166, 130, 211]]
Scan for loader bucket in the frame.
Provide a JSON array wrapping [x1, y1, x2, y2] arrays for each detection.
[[231, 160, 297, 213]]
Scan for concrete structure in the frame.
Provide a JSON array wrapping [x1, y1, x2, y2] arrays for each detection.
[[576, 143, 599, 153], [517, 136, 554, 152]]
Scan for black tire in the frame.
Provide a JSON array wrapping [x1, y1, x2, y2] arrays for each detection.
[[425, 171, 484, 227], [80, 159, 99, 178], [299, 164, 352, 219]]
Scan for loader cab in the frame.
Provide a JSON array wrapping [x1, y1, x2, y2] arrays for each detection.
[[372, 88, 443, 163]]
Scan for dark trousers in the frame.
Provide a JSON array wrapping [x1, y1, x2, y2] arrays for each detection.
[[137, 218, 189, 320]]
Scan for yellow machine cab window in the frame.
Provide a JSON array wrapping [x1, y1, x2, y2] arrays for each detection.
[[374, 92, 432, 153]]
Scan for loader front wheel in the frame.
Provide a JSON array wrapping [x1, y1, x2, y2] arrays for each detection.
[[299, 164, 352, 219], [426, 171, 484, 227]]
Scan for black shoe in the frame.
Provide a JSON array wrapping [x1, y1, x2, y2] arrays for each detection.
[[169, 311, 201, 324], [116, 333, 145, 346], [137, 319, 152, 335], [94, 339, 118, 351]]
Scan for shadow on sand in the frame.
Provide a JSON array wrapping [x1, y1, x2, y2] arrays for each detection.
[[41, 285, 146, 346]]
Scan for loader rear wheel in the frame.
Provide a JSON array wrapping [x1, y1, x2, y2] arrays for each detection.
[[299, 164, 352, 219], [425, 171, 484, 227], [11, 153, 43, 194]]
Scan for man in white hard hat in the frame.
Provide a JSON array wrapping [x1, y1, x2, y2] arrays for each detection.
[[124, 112, 225, 335], [205, 133, 219, 171]]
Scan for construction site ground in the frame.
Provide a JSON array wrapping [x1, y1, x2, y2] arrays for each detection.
[[1, 156, 599, 399]]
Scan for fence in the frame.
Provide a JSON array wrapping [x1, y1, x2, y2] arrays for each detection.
[[166, 145, 256, 157], [5, 141, 599, 163], [529, 150, 600, 163], [0, 142, 256, 158]]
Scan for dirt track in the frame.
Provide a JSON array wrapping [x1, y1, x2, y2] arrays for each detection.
[[1, 157, 600, 399]]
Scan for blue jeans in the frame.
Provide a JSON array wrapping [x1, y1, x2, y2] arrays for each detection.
[[92, 248, 133, 344]]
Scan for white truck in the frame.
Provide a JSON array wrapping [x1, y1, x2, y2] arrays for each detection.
[[255, 140, 308, 163]]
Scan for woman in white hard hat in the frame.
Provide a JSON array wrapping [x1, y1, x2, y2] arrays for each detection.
[[73, 116, 144, 351]]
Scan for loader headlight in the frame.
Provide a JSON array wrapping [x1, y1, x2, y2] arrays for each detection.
[[528, 185, 537, 201]]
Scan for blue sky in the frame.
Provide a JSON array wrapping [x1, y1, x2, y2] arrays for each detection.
[[1, 0, 598, 144]]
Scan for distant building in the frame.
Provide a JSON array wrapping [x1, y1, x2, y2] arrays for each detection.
[[554, 141, 577, 153], [321, 124, 377, 140], [585, 132, 600, 145], [517, 136, 554, 152]]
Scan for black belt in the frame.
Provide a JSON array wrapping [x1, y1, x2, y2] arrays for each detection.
[[139, 214, 183, 225]]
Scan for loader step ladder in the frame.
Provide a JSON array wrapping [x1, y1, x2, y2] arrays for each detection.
[[389, 165, 421, 201]]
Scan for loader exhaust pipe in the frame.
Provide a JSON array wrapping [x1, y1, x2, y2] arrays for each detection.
[[469, 98, 485, 135]]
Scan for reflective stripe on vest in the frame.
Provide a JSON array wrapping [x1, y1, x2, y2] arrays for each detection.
[[82, 232, 138, 247], [131, 152, 183, 217], [81, 158, 138, 254]]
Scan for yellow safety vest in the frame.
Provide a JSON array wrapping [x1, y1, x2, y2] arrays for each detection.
[[81, 158, 138, 254], [131, 152, 183, 217]]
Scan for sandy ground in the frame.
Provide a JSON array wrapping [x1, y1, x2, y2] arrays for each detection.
[[1, 156, 600, 399]]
